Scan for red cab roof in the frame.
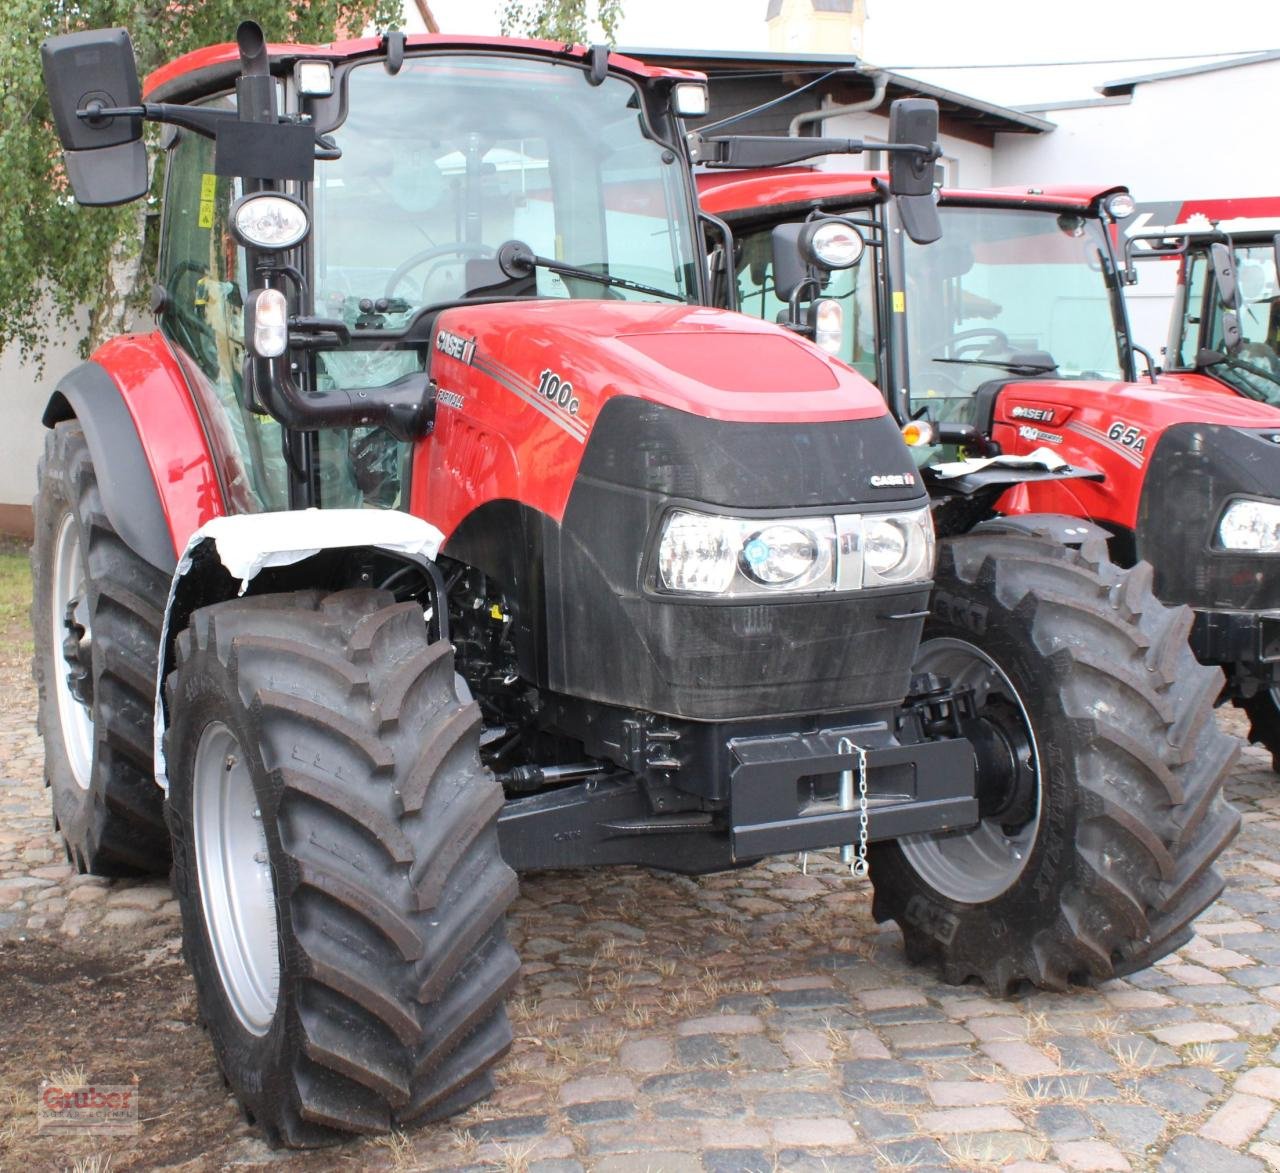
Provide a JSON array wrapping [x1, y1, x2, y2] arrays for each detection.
[[145, 34, 702, 100], [697, 168, 1123, 219]]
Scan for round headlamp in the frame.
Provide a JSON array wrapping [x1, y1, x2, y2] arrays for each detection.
[[740, 524, 822, 586], [1104, 192, 1136, 220], [864, 518, 908, 575], [800, 218, 865, 270], [229, 193, 311, 251]]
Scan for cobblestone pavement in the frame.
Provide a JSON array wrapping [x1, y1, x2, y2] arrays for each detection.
[[2, 624, 1280, 1171]]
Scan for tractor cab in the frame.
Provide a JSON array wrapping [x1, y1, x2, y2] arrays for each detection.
[[1125, 218, 1280, 407]]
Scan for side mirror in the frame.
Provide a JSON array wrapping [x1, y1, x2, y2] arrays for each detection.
[[770, 222, 810, 303], [1209, 241, 1239, 310], [41, 28, 147, 206], [887, 98, 941, 245]]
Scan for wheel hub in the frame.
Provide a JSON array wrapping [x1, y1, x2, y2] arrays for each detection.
[[61, 594, 93, 707], [899, 636, 1043, 904], [964, 695, 1037, 832]]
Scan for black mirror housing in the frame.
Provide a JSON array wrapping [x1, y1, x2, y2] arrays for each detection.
[[1209, 241, 1239, 310], [888, 99, 938, 198], [770, 222, 810, 303], [41, 28, 148, 206]]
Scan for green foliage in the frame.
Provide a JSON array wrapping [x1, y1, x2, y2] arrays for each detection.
[[499, 0, 624, 44], [0, 0, 400, 364]]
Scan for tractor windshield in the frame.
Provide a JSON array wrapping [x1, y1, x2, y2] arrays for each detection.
[[314, 55, 700, 330], [1175, 242, 1280, 405], [902, 206, 1124, 424]]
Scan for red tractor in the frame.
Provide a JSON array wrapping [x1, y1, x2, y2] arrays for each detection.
[[34, 24, 1235, 1146], [699, 167, 1280, 773]]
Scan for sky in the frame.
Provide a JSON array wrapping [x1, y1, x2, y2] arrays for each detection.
[[419, 0, 1280, 107]]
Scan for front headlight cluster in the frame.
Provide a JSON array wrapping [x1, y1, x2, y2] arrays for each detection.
[[1217, 498, 1280, 553], [656, 507, 935, 598]]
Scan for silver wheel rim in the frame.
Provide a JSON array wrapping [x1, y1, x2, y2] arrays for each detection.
[[51, 513, 94, 789], [900, 637, 1042, 904], [193, 722, 280, 1035]]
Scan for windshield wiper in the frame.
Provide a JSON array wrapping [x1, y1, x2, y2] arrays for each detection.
[[496, 240, 686, 303], [933, 356, 1058, 375]]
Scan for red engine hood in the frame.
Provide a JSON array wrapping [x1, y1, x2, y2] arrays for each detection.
[[431, 300, 888, 428]]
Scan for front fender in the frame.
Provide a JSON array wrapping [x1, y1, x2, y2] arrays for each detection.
[[153, 509, 444, 790]]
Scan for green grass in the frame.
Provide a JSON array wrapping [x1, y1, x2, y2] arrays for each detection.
[[0, 539, 32, 639]]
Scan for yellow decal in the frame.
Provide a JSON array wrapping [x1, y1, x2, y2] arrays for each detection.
[[892, 291, 905, 313], [198, 172, 216, 229]]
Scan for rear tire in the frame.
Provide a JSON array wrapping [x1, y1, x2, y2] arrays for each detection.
[[165, 589, 519, 1147], [869, 532, 1240, 991], [31, 421, 170, 875], [1240, 687, 1280, 773]]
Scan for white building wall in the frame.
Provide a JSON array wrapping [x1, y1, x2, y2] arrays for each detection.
[[0, 314, 87, 532], [991, 57, 1280, 355]]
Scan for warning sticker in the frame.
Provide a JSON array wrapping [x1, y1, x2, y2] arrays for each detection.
[[892, 291, 905, 313], [198, 173, 216, 229]]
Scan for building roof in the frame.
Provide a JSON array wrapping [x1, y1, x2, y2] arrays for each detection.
[[1098, 49, 1280, 96], [766, 0, 856, 17], [622, 47, 1054, 136]]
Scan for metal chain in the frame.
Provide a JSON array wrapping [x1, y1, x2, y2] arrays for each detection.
[[853, 742, 870, 879]]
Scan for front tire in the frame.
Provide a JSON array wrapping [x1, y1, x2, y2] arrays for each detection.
[[165, 589, 519, 1147], [31, 421, 170, 875], [1240, 687, 1280, 773], [870, 532, 1240, 991]]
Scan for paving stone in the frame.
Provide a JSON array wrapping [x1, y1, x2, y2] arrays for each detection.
[[735, 1035, 790, 1070], [558, 1076, 636, 1105], [926, 1079, 1007, 1107], [882, 1021, 974, 1051], [1052, 1037, 1121, 1073], [594, 1154, 701, 1173], [1132, 1075, 1213, 1116], [848, 1106, 916, 1141], [842, 1030, 890, 1059], [856, 987, 928, 1011], [1036, 1105, 1095, 1142], [771, 987, 850, 1010], [662, 1096, 753, 1126], [701, 1150, 772, 1173], [1153, 1022, 1240, 1046], [1021, 1075, 1120, 1101], [618, 1036, 672, 1073], [468, 1115, 550, 1141], [918, 1106, 1025, 1134], [564, 1100, 635, 1125], [1054, 1140, 1131, 1171], [780, 1029, 833, 1065], [982, 1040, 1060, 1076], [1160, 1134, 1265, 1173], [846, 1080, 928, 1106], [640, 1071, 732, 1096], [874, 1139, 951, 1166], [753, 1092, 845, 1118], [1087, 1104, 1166, 1152], [1200, 1093, 1275, 1147], [676, 1014, 763, 1036], [1236, 1067, 1280, 1100], [100, 908, 149, 928], [841, 1058, 923, 1084], [676, 1034, 732, 1067], [771, 1118, 857, 1146]]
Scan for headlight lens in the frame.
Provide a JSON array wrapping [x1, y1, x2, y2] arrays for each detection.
[[806, 219, 865, 269], [230, 193, 311, 251], [1217, 498, 1280, 552], [656, 507, 933, 597]]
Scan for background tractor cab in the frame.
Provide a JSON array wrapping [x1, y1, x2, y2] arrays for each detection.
[[1123, 218, 1280, 408], [701, 167, 1280, 772]]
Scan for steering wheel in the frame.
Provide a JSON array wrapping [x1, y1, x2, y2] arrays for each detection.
[[931, 327, 1011, 362], [384, 242, 497, 298]]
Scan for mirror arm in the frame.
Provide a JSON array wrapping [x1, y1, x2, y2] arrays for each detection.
[[77, 100, 240, 140]]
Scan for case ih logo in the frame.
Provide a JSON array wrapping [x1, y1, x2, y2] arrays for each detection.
[[1011, 405, 1056, 424], [435, 329, 476, 365], [868, 472, 917, 488]]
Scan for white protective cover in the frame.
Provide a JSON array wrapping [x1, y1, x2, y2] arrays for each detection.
[[152, 509, 444, 790]]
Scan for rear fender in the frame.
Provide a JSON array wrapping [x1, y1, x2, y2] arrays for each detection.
[[43, 334, 227, 571], [152, 509, 446, 790]]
